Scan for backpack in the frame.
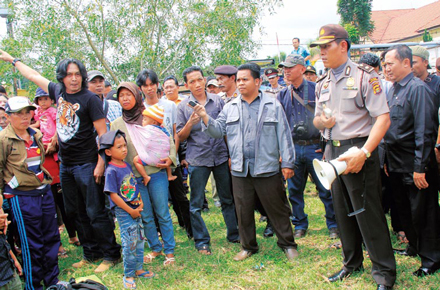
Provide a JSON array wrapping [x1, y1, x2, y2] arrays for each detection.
[[47, 278, 108, 290]]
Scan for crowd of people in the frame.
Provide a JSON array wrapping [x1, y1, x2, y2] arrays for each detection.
[[0, 23, 439, 290]]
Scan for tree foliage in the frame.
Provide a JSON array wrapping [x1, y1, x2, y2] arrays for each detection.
[[0, 0, 281, 91], [422, 29, 433, 42], [337, 0, 374, 44]]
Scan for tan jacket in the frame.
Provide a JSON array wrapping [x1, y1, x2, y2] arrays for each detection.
[[0, 125, 52, 193]]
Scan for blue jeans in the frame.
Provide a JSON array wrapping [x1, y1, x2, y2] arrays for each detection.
[[137, 169, 175, 254], [288, 143, 337, 230], [114, 207, 144, 278], [188, 161, 239, 249], [60, 162, 121, 261]]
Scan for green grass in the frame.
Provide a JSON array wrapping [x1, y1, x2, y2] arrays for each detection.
[[57, 181, 440, 289]]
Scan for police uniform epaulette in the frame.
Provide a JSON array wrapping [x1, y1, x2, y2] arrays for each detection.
[[358, 63, 375, 73], [316, 71, 328, 83]]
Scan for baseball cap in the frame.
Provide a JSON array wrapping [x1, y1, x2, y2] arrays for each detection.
[[304, 65, 317, 74], [207, 79, 219, 87], [5, 97, 36, 114], [142, 104, 165, 125], [264, 68, 279, 79], [278, 55, 305, 68], [310, 24, 349, 48], [411, 46, 431, 69], [88, 70, 105, 81]]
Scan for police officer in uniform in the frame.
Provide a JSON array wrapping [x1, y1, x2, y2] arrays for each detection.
[[311, 24, 396, 290], [264, 68, 284, 95], [304, 65, 318, 83]]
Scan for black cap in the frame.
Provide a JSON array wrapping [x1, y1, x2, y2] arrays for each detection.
[[304, 65, 316, 74], [264, 68, 279, 79], [98, 130, 126, 163], [214, 65, 238, 75]]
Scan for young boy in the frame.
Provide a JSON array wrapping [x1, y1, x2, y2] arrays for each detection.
[[133, 104, 176, 185], [100, 130, 154, 289], [0, 97, 60, 290], [0, 194, 22, 290]]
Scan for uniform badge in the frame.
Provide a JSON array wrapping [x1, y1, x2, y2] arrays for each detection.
[[346, 77, 355, 88], [368, 77, 382, 95], [323, 82, 329, 89]]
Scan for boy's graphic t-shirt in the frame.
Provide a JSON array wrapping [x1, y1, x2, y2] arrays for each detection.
[[104, 161, 142, 209]]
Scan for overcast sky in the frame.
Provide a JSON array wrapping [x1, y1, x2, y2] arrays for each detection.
[[253, 0, 438, 59], [0, 0, 437, 59]]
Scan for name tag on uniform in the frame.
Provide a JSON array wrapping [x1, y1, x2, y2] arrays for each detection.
[[343, 87, 358, 90], [321, 89, 329, 94]]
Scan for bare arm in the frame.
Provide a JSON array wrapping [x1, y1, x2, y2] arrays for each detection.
[[338, 113, 390, 174], [93, 118, 107, 184], [109, 192, 143, 219], [0, 50, 50, 92]]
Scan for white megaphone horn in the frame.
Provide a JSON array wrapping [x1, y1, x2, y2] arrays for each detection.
[[312, 147, 360, 190]]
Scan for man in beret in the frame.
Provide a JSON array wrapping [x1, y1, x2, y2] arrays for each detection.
[[264, 68, 284, 95], [214, 65, 239, 103], [304, 65, 318, 83]]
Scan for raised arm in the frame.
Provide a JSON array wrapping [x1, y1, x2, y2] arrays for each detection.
[[0, 50, 50, 92]]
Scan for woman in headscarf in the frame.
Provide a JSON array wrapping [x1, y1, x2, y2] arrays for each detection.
[[111, 82, 177, 266]]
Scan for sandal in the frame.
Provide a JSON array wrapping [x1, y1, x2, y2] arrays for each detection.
[[143, 252, 162, 263], [136, 270, 155, 278], [197, 245, 211, 255], [123, 276, 136, 289], [69, 238, 81, 247], [329, 241, 342, 250], [58, 250, 68, 258], [397, 231, 409, 244], [164, 255, 175, 266]]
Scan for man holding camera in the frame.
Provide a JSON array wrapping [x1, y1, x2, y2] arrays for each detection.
[[277, 55, 337, 239]]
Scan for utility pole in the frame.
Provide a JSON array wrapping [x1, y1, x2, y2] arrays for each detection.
[[0, 8, 19, 96]]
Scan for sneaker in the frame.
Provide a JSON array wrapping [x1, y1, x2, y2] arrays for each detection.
[[72, 259, 92, 269], [329, 227, 339, 239], [94, 259, 121, 273], [214, 200, 221, 208]]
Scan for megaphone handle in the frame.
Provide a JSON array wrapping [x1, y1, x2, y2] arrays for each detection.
[[328, 161, 364, 217]]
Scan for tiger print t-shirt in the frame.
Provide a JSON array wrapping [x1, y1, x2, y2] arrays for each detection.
[[48, 82, 105, 165]]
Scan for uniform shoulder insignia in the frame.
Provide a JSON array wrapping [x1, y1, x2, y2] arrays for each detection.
[[316, 71, 328, 83], [358, 63, 374, 73]]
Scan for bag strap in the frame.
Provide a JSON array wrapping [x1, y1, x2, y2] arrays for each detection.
[[290, 86, 314, 114]]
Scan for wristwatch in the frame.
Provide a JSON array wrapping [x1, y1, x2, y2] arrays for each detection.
[[11, 58, 21, 66], [361, 147, 371, 158]]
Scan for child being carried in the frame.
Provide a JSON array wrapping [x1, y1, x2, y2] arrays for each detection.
[[133, 104, 177, 185]]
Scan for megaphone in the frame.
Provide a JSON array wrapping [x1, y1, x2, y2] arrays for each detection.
[[312, 147, 360, 190]]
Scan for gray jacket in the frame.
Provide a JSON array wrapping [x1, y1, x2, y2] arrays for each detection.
[[203, 92, 295, 176]]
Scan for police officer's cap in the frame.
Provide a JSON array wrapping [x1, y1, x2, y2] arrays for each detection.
[[264, 68, 279, 79], [304, 66, 316, 75], [310, 24, 350, 49], [214, 65, 238, 76]]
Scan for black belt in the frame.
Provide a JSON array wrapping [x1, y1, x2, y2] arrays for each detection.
[[295, 139, 320, 146], [326, 137, 368, 147]]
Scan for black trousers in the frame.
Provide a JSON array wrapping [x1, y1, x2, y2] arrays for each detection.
[[169, 167, 192, 237], [388, 163, 440, 269], [231, 172, 296, 252], [326, 143, 396, 287]]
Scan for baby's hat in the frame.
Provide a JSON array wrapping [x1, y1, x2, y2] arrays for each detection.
[[142, 104, 164, 125]]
